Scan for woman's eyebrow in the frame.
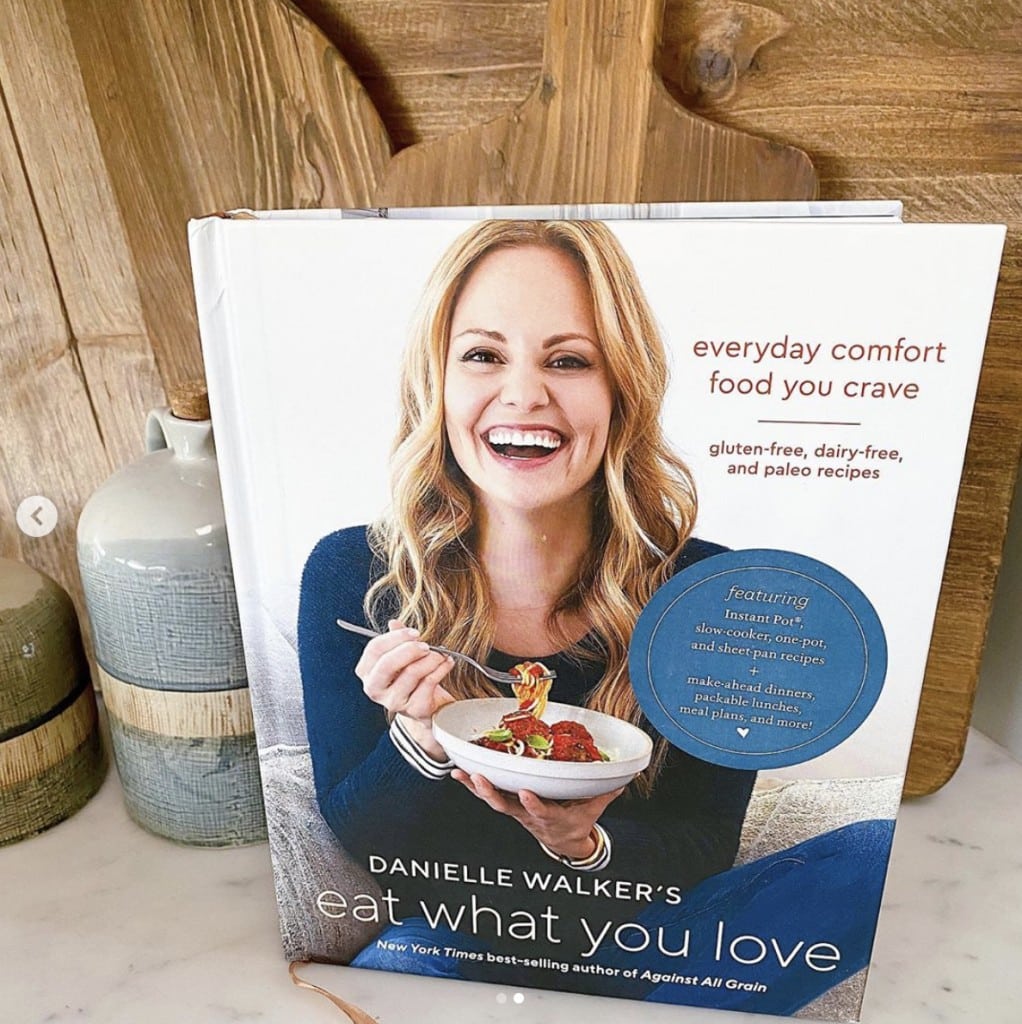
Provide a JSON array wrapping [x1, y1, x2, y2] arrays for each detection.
[[541, 332, 598, 348], [451, 327, 505, 343], [451, 328, 598, 347]]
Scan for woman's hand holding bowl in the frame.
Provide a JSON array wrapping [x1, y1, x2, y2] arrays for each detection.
[[355, 619, 455, 758], [453, 770, 624, 860]]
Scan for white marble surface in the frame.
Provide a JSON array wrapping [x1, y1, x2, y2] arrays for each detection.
[[2, 723, 1019, 1024]]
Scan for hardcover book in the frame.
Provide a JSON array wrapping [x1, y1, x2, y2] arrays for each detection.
[[188, 204, 1004, 1021]]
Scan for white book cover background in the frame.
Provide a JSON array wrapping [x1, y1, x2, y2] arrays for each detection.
[[189, 214, 1003, 1014]]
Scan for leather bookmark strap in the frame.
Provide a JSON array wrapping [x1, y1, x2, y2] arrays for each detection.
[[289, 961, 379, 1024]]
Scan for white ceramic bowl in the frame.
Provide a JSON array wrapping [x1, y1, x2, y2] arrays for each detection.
[[432, 698, 653, 800]]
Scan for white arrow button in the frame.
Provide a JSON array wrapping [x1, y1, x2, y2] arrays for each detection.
[[16, 495, 58, 538]]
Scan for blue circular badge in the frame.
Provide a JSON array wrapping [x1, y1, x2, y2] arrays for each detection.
[[629, 549, 887, 769]]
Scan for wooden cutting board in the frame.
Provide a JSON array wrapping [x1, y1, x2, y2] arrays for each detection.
[[375, 0, 816, 205]]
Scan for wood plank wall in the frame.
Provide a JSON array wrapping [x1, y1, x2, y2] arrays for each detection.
[[1, 0, 1019, 794], [0, 0, 165, 673]]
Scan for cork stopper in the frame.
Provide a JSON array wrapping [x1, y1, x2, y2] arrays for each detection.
[[168, 380, 210, 421]]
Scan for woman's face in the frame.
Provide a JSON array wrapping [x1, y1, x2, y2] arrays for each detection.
[[443, 244, 614, 517]]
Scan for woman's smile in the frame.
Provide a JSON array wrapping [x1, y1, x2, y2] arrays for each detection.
[[443, 244, 613, 514], [483, 424, 563, 462]]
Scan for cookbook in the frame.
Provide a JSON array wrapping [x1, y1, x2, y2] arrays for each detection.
[[189, 203, 1004, 1020]]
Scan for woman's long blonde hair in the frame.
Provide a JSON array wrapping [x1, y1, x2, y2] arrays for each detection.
[[366, 220, 697, 792]]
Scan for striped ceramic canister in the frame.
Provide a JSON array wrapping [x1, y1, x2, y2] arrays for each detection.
[[0, 557, 106, 845], [77, 387, 266, 846]]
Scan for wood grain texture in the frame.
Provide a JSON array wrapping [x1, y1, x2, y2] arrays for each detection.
[[63, 0, 392, 391], [98, 668, 255, 738], [0, 686, 98, 788], [374, 0, 816, 204], [0, 0, 164, 469], [0, 76, 110, 633], [297, 0, 825, 148], [0, 0, 163, 673]]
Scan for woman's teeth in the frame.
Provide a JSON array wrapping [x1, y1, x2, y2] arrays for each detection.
[[485, 428, 562, 459], [486, 429, 561, 449]]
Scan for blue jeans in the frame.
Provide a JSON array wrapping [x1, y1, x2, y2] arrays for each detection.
[[352, 819, 895, 1016]]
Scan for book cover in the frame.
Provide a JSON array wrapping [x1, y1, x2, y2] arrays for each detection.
[[189, 207, 1004, 1020]]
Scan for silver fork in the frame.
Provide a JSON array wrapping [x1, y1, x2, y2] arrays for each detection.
[[335, 618, 555, 685]]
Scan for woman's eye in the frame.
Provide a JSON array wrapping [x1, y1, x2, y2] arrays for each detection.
[[549, 354, 591, 370], [461, 348, 501, 364]]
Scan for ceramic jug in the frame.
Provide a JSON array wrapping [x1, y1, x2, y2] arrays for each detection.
[[77, 385, 266, 846]]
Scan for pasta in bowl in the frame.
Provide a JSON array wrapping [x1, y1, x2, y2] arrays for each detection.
[[432, 697, 653, 800]]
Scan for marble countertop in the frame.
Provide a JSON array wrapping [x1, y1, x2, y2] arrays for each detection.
[[3, 723, 1019, 1024]]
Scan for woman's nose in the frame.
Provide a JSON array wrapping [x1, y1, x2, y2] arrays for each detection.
[[499, 364, 549, 410]]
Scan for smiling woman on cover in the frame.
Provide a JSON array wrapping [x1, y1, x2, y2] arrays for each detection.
[[297, 220, 891, 1008]]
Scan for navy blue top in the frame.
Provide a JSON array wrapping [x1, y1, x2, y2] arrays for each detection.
[[298, 526, 757, 950]]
